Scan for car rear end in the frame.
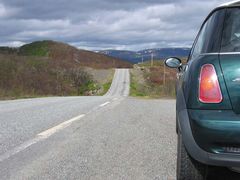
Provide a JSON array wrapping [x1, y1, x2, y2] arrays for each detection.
[[185, 5, 240, 169], [164, 2, 240, 179]]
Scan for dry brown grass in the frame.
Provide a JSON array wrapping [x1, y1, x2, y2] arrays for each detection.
[[0, 54, 113, 99], [130, 60, 177, 98]]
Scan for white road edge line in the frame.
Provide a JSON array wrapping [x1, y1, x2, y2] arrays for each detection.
[[0, 114, 85, 162], [99, 101, 110, 107], [38, 114, 85, 138]]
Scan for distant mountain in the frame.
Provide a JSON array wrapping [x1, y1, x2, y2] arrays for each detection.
[[0, 40, 133, 69], [98, 48, 191, 64]]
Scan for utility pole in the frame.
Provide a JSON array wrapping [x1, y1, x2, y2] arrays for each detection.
[[151, 53, 153, 67], [142, 55, 143, 64], [163, 61, 166, 86]]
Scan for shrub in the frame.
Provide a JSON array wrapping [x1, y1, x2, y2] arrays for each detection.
[[0, 55, 95, 99]]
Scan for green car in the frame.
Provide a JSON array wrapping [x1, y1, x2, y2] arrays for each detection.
[[165, 1, 240, 179]]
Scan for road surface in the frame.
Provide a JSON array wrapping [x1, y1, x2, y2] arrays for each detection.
[[1, 68, 239, 180], [0, 69, 175, 179]]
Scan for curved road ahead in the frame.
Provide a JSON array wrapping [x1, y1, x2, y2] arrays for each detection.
[[0, 69, 178, 180]]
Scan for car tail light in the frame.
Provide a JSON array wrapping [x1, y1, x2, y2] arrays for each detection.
[[199, 64, 222, 103]]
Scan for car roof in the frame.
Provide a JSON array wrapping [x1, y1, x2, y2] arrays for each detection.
[[218, 0, 240, 8]]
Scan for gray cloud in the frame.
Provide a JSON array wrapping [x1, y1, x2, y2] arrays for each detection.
[[0, 0, 230, 50]]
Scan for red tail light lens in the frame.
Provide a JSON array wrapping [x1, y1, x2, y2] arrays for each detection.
[[199, 64, 222, 103]]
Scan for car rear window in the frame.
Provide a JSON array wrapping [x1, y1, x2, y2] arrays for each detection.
[[190, 9, 225, 59], [221, 8, 240, 52]]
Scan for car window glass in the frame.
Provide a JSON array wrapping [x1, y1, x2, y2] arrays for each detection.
[[191, 10, 224, 59], [221, 8, 240, 52]]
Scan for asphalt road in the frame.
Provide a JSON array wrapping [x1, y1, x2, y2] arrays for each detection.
[[0, 68, 178, 180]]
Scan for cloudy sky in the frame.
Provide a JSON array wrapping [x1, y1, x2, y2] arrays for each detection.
[[0, 0, 231, 50]]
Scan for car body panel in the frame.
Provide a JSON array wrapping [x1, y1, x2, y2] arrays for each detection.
[[219, 54, 240, 114], [177, 87, 240, 167], [189, 109, 240, 153]]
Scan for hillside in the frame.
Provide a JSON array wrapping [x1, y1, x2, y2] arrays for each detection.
[[99, 48, 190, 63], [0, 40, 132, 69], [0, 47, 18, 54], [0, 40, 132, 99]]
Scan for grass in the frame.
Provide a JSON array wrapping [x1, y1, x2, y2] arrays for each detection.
[[102, 82, 112, 94], [130, 73, 148, 97], [0, 54, 116, 100], [130, 60, 178, 98], [19, 41, 49, 56], [0, 55, 96, 100], [98, 72, 114, 96]]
